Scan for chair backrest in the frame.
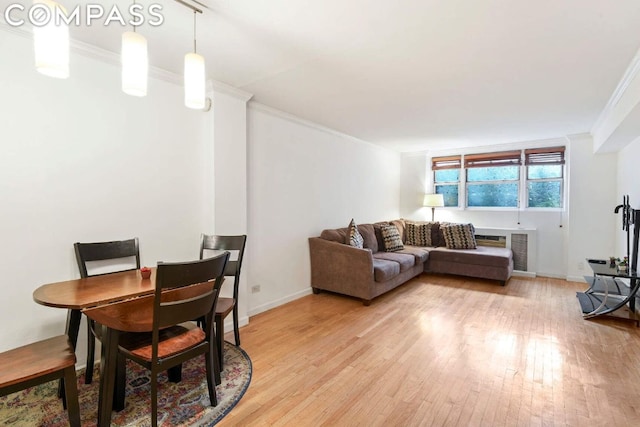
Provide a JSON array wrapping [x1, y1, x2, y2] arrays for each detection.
[[152, 253, 230, 355], [74, 238, 140, 278], [199, 235, 247, 297]]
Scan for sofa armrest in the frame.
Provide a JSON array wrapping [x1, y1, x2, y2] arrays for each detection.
[[308, 237, 374, 300]]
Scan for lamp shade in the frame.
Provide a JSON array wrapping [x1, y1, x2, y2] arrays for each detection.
[[423, 194, 444, 207], [184, 52, 206, 109], [33, 0, 69, 79], [121, 31, 148, 97]]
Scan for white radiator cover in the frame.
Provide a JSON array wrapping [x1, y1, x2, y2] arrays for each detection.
[[474, 227, 537, 277]]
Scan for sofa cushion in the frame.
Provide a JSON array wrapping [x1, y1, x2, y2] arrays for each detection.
[[390, 219, 406, 241], [358, 224, 379, 253], [428, 246, 511, 267], [381, 224, 404, 252], [372, 258, 401, 282], [405, 221, 436, 246], [441, 223, 477, 249], [320, 227, 347, 243], [433, 222, 448, 247], [373, 221, 390, 251], [398, 245, 430, 263], [373, 252, 415, 272], [347, 219, 364, 249]]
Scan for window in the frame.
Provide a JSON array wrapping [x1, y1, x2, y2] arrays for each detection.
[[525, 146, 565, 208], [432, 155, 461, 207], [464, 151, 521, 208], [431, 146, 565, 210]]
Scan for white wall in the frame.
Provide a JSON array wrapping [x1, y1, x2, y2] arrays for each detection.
[[398, 135, 618, 280], [210, 86, 252, 330], [0, 31, 211, 355], [565, 134, 617, 281], [616, 136, 640, 259], [246, 104, 401, 314]]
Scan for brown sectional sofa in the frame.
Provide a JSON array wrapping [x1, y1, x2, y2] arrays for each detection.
[[308, 219, 513, 305]]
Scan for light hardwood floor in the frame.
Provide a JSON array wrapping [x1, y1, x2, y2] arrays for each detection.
[[219, 274, 640, 426]]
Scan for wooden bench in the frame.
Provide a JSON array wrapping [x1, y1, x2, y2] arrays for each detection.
[[0, 335, 81, 427]]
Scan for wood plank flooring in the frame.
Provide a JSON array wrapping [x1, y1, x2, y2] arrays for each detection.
[[219, 274, 640, 426]]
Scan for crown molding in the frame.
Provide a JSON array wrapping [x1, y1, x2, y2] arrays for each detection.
[[591, 46, 640, 147], [210, 81, 253, 102], [248, 101, 395, 153], [591, 46, 640, 153]]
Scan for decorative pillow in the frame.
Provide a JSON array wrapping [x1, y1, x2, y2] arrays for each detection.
[[381, 224, 404, 252], [347, 218, 364, 249], [405, 222, 435, 247], [441, 223, 477, 249], [433, 221, 449, 247], [373, 222, 390, 251]]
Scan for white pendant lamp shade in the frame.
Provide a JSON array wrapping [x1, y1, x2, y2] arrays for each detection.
[[184, 52, 206, 109], [121, 31, 148, 97], [33, 0, 69, 79]]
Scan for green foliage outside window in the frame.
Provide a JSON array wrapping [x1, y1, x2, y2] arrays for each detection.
[[435, 185, 458, 207], [435, 169, 459, 207], [467, 183, 519, 207], [527, 165, 562, 208], [466, 166, 519, 207], [467, 166, 519, 182], [528, 181, 562, 207]]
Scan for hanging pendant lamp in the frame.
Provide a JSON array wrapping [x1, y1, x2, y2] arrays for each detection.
[[33, 0, 69, 79], [184, 10, 206, 109], [121, 31, 148, 96], [121, 0, 148, 97]]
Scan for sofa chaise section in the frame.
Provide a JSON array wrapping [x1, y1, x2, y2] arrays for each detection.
[[426, 246, 513, 284]]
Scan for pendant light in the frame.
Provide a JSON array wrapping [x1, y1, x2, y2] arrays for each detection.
[[184, 10, 205, 109], [121, 1, 148, 96], [33, 0, 69, 79]]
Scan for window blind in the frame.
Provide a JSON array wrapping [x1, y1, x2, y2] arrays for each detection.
[[525, 146, 565, 165], [464, 150, 522, 168], [432, 155, 461, 170]]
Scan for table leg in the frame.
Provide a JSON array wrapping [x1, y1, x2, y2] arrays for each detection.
[[97, 324, 119, 427], [58, 309, 82, 399]]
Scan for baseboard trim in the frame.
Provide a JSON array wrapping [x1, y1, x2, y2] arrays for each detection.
[[513, 270, 536, 278], [248, 288, 313, 317], [566, 275, 588, 283]]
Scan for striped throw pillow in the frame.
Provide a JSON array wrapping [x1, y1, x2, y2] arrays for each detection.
[[347, 218, 364, 249], [441, 223, 477, 249], [381, 224, 404, 252]]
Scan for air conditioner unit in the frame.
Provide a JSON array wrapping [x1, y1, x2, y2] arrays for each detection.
[[474, 227, 537, 277]]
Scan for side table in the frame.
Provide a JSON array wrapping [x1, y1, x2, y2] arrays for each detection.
[[577, 259, 640, 326]]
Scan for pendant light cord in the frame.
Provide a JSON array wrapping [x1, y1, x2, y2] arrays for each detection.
[[133, 0, 137, 33], [193, 10, 197, 53]]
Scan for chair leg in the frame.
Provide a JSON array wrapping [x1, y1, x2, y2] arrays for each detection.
[[168, 364, 182, 383], [151, 372, 158, 427], [114, 354, 127, 412], [232, 304, 241, 346], [205, 351, 218, 406], [63, 365, 81, 427], [215, 315, 224, 371], [85, 320, 95, 384]]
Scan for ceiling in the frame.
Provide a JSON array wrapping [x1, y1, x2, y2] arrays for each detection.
[[14, 1, 640, 152]]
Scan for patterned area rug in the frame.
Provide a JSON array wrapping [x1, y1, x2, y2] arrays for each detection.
[[0, 342, 251, 427]]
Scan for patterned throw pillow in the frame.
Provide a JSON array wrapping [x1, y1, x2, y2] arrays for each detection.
[[347, 218, 364, 249], [405, 222, 434, 247], [441, 223, 477, 249], [381, 224, 404, 252]]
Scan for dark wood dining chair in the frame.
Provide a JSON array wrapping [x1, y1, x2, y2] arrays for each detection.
[[74, 237, 140, 384], [0, 335, 81, 427], [199, 234, 247, 368], [84, 253, 229, 427]]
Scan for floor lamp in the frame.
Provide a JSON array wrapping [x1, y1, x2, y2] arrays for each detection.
[[424, 194, 444, 221]]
